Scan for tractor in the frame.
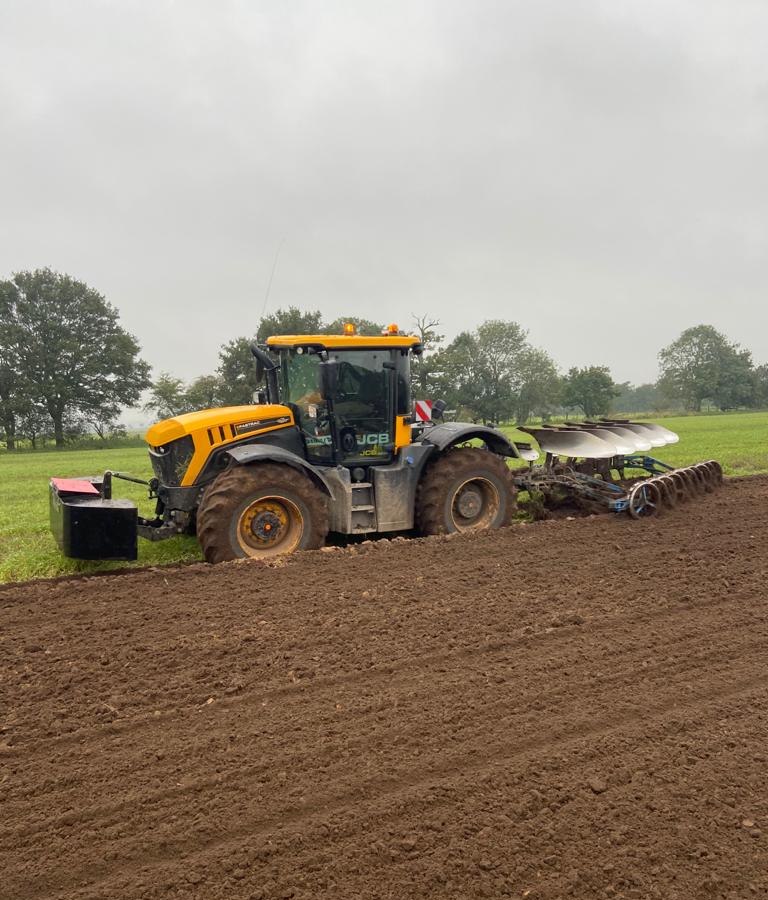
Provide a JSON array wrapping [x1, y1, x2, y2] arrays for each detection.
[[50, 324, 529, 562]]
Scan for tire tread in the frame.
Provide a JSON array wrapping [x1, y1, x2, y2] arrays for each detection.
[[415, 447, 517, 535], [196, 464, 329, 563]]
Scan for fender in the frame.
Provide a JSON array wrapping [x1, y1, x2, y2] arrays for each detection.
[[418, 422, 520, 458], [225, 444, 335, 499]]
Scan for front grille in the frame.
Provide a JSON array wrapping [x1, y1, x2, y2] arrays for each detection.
[[150, 435, 195, 486]]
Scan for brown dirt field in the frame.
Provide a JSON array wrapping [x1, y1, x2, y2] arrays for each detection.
[[1, 476, 767, 900]]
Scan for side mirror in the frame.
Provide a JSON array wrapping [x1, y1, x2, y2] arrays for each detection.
[[319, 359, 339, 399], [432, 399, 447, 421], [249, 343, 280, 405], [250, 343, 274, 383]]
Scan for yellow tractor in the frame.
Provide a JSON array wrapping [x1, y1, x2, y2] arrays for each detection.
[[50, 324, 523, 562]]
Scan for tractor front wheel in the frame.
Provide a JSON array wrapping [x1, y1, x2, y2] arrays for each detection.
[[196, 464, 329, 563], [416, 448, 517, 536]]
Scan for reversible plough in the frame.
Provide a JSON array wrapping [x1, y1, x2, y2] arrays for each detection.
[[514, 418, 722, 518]]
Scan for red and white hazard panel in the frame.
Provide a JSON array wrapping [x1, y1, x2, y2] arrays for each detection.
[[414, 399, 433, 422]]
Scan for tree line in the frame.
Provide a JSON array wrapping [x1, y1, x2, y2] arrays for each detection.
[[147, 310, 768, 426], [2, 268, 767, 449]]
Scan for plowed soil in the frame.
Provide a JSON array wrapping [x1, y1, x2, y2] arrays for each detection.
[[2, 476, 767, 900]]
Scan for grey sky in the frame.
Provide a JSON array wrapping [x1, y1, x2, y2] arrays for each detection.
[[1, 0, 766, 390]]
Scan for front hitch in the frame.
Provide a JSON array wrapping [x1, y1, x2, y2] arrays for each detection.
[[49, 470, 177, 560]]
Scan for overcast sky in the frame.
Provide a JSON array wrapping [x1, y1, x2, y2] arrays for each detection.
[[1, 0, 766, 391]]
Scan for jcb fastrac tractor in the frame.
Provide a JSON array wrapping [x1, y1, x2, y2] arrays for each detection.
[[50, 324, 723, 563], [51, 325, 529, 563]]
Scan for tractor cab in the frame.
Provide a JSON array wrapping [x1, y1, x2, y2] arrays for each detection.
[[265, 325, 420, 470]]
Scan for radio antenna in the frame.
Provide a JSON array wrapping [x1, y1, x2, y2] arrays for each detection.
[[260, 237, 286, 322]]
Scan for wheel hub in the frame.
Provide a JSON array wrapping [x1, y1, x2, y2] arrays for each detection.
[[455, 486, 483, 519], [238, 498, 298, 552], [450, 476, 500, 531], [250, 509, 283, 542]]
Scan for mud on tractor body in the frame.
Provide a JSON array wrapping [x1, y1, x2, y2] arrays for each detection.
[[49, 324, 723, 563]]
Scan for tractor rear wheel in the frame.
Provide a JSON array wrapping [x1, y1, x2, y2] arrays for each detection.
[[196, 464, 329, 563], [416, 447, 517, 536]]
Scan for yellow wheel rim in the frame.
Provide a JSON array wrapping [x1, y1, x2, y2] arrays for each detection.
[[236, 496, 304, 557]]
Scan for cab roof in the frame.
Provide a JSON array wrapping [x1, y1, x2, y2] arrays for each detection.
[[266, 334, 422, 350]]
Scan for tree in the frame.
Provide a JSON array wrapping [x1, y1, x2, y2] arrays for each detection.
[[613, 382, 667, 414], [714, 346, 755, 410], [410, 314, 444, 397], [471, 320, 529, 422], [657, 325, 755, 412], [0, 361, 23, 450], [16, 403, 51, 449], [514, 347, 561, 424], [562, 366, 618, 417], [144, 373, 188, 419], [185, 374, 226, 410], [0, 269, 151, 447], [257, 306, 323, 341], [434, 320, 529, 423], [432, 331, 485, 419], [217, 337, 262, 406], [753, 364, 768, 408], [0, 299, 34, 450]]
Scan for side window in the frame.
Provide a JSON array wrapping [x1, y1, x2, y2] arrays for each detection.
[[396, 351, 411, 415]]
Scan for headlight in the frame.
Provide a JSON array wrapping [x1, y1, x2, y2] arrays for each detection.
[[149, 436, 195, 486]]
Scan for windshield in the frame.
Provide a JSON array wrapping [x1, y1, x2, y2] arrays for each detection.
[[282, 350, 322, 406], [279, 350, 332, 461]]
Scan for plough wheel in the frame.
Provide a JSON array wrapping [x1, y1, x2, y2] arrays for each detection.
[[628, 480, 662, 519]]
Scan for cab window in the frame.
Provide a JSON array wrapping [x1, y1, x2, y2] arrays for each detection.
[[327, 350, 393, 462]]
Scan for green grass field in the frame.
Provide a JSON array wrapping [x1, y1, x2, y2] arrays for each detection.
[[1, 411, 766, 584]]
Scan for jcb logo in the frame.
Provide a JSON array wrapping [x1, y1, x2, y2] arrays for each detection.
[[358, 433, 389, 446]]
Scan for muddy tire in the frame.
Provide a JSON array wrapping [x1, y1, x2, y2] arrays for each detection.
[[196, 464, 329, 563], [416, 448, 517, 536]]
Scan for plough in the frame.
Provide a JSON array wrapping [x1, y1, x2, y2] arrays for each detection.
[[514, 419, 723, 519]]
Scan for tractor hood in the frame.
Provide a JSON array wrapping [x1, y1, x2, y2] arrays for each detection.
[[145, 405, 294, 447]]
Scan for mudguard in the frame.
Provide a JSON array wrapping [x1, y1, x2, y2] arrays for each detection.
[[225, 444, 335, 498], [418, 422, 520, 458]]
